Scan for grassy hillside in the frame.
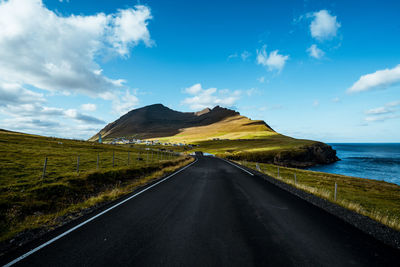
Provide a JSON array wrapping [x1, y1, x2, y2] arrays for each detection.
[[151, 114, 276, 142], [148, 115, 326, 166], [0, 129, 192, 243], [239, 161, 400, 231]]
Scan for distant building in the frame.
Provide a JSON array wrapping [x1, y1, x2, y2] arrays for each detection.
[[98, 134, 102, 144]]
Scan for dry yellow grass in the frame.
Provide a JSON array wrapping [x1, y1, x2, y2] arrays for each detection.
[[238, 161, 400, 231]]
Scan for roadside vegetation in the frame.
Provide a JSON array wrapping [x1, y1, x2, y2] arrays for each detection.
[[237, 160, 400, 231], [0, 129, 193, 243]]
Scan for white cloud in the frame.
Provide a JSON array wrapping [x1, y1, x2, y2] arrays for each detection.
[[309, 10, 341, 41], [348, 65, 400, 93], [0, 115, 102, 139], [307, 44, 325, 59], [365, 101, 400, 115], [364, 100, 400, 123], [227, 51, 251, 61], [332, 97, 340, 103], [81, 103, 97, 111], [0, 82, 44, 106], [241, 51, 251, 61], [365, 114, 399, 122], [246, 88, 260, 96], [185, 83, 203, 95], [1, 100, 105, 125], [257, 76, 265, 83], [111, 90, 140, 115], [365, 107, 391, 115], [256, 45, 289, 73], [0, 99, 105, 140], [227, 53, 238, 60], [387, 100, 400, 107], [64, 109, 105, 124], [182, 83, 240, 110], [0, 83, 106, 139], [0, 0, 152, 138], [0, 0, 152, 96], [110, 5, 153, 57], [313, 100, 319, 107]]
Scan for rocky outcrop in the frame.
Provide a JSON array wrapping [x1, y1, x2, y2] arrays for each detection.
[[273, 142, 339, 168], [225, 142, 339, 168]]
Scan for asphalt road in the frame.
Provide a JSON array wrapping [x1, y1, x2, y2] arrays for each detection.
[[5, 156, 400, 266]]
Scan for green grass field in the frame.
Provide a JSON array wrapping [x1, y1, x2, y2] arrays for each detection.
[[238, 161, 400, 231], [0, 129, 192, 242]]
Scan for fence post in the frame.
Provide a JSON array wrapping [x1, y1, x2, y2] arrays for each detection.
[[294, 173, 297, 184], [97, 153, 99, 169], [113, 151, 115, 167], [256, 163, 260, 171], [42, 157, 48, 178], [76, 156, 80, 173], [334, 182, 337, 201]]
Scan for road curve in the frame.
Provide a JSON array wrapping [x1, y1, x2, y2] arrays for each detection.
[[3, 156, 400, 266]]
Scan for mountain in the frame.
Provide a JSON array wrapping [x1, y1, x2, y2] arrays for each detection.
[[89, 104, 338, 167], [89, 104, 274, 142]]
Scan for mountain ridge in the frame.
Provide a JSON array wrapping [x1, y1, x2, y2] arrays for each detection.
[[89, 104, 274, 142]]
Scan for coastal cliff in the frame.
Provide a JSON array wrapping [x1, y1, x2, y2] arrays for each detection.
[[273, 142, 339, 168], [225, 142, 339, 168]]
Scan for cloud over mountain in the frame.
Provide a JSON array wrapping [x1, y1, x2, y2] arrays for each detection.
[[182, 84, 240, 110]]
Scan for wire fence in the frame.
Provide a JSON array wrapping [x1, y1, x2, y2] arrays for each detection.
[[40, 149, 182, 179]]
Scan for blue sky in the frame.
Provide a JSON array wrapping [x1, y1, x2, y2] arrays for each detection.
[[0, 0, 399, 142]]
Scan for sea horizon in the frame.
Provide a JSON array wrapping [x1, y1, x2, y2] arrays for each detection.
[[308, 143, 400, 186]]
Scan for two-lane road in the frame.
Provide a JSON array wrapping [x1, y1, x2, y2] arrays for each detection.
[[4, 156, 400, 266]]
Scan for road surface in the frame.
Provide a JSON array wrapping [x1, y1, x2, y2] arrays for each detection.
[[3, 156, 400, 266]]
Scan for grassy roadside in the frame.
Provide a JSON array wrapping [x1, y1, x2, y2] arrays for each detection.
[[236, 161, 400, 231], [0, 129, 193, 243]]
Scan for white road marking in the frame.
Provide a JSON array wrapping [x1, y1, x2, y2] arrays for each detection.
[[219, 158, 254, 176], [3, 158, 198, 267]]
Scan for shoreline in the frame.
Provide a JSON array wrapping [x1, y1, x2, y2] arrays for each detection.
[[307, 143, 400, 186]]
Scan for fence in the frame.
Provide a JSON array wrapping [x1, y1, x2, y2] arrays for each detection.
[[239, 161, 342, 203], [41, 149, 181, 179]]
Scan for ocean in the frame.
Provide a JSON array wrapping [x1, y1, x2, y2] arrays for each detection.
[[307, 143, 400, 186]]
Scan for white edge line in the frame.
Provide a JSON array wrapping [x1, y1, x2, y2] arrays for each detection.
[[219, 158, 254, 176], [3, 158, 198, 267]]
